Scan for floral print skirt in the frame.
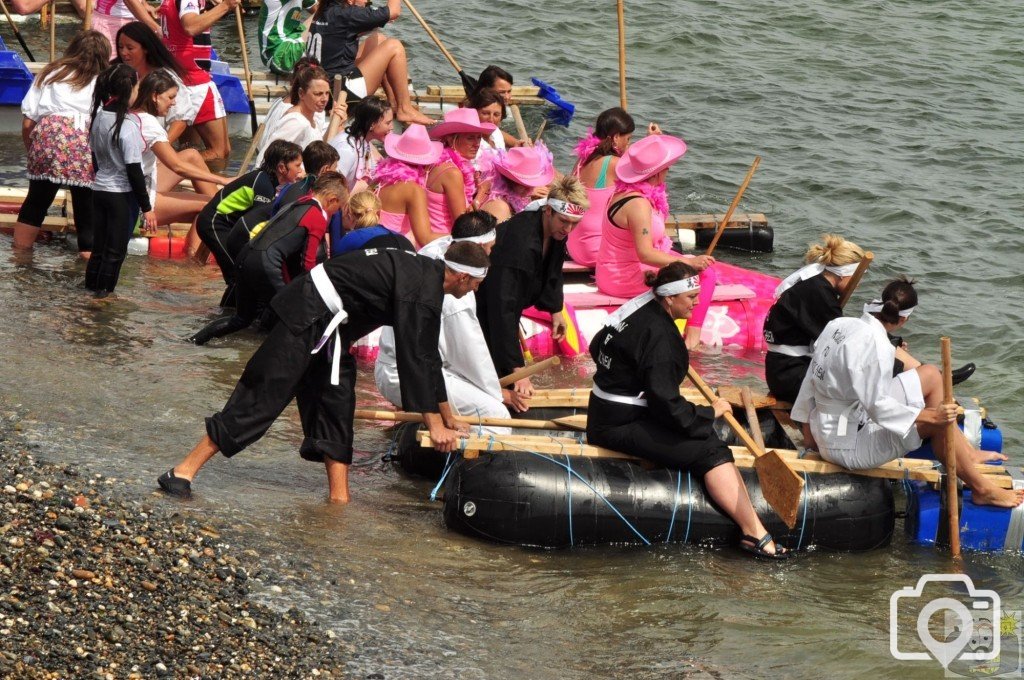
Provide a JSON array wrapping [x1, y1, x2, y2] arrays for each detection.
[[27, 115, 94, 187]]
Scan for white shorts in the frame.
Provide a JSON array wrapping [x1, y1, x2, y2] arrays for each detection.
[[184, 81, 226, 126], [819, 370, 926, 469]]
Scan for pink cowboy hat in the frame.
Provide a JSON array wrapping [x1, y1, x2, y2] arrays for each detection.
[[383, 124, 443, 166], [492, 146, 555, 188], [615, 134, 687, 183], [428, 108, 497, 139]]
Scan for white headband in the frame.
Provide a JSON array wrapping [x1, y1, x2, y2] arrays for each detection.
[[444, 258, 488, 279], [454, 230, 496, 244], [546, 198, 586, 219], [824, 262, 860, 277], [655, 276, 700, 297], [863, 300, 915, 318]]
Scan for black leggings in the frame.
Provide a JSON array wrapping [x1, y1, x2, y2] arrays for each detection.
[[85, 190, 139, 293], [190, 255, 278, 344], [17, 180, 94, 252]]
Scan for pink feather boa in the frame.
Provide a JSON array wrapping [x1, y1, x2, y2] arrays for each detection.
[[574, 129, 602, 164], [483, 141, 554, 214], [372, 157, 427, 188], [614, 179, 670, 218], [438, 146, 475, 205]]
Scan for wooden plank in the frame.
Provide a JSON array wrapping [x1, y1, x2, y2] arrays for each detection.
[[667, 212, 768, 230], [531, 386, 784, 410]]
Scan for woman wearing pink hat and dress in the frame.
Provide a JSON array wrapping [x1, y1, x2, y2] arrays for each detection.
[[595, 134, 717, 351], [371, 123, 443, 248], [424, 108, 496, 236], [479, 144, 557, 222]]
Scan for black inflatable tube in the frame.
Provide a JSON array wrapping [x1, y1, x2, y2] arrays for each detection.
[[441, 453, 894, 551], [693, 224, 774, 253]]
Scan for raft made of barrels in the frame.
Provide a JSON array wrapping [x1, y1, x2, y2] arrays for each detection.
[[670, 213, 773, 253]]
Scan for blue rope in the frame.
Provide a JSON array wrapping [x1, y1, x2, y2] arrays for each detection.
[[428, 439, 467, 501], [665, 470, 682, 543], [683, 472, 693, 544], [565, 453, 575, 547], [796, 471, 810, 550]]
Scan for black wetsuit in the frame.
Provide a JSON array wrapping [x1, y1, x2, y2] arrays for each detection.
[[196, 169, 277, 284], [475, 210, 566, 376], [205, 248, 448, 464], [587, 297, 734, 474]]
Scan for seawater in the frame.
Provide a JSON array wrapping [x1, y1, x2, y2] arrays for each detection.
[[1, 2, 1022, 677]]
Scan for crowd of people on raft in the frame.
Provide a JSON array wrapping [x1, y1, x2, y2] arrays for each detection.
[[10, 0, 1022, 560]]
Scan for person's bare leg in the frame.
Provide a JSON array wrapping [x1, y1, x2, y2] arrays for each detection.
[[158, 149, 218, 196], [173, 434, 220, 481], [684, 325, 703, 351], [703, 463, 783, 554], [324, 458, 350, 504], [355, 37, 432, 125], [12, 222, 40, 251], [895, 346, 921, 370], [156, 192, 210, 226], [195, 119, 231, 171]]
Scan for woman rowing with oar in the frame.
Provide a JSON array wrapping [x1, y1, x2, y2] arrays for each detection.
[[595, 134, 716, 351], [792, 277, 1022, 508], [587, 261, 789, 559]]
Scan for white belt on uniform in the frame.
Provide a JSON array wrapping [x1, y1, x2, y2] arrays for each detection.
[[813, 395, 862, 437], [592, 383, 648, 407], [309, 264, 348, 386], [766, 343, 811, 358]]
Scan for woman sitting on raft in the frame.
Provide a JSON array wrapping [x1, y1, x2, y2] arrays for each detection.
[[595, 134, 716, 351], [479, 144, 555, 223], [254, 65, 348, 167], [792, 277, 1022, 508], [464, 87, 508, 168], [329, 96, 392, 192], [372, 123, 443, 248], [425, 108, 496, 235], [473, 65, 523, 148], [567, 107, 662, 268], [305, 0, 432, 125], [587, 262, 789, 559]]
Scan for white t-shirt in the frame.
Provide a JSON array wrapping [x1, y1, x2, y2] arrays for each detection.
[[136, 111, 169, 207], [255, 104, 327, 166], [328, 130, 378, 187], [90, 109, 145, 193], [21, 77, 96, 130], [474, 126, 505, 169], [161, 69, 196, 127]]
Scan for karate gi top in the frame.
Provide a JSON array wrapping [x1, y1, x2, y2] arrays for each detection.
[[475, 210, 566, 376], [763, 273, 841, 352]]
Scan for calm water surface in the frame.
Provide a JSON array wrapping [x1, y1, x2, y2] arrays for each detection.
[[2, 1, 1023, 677]]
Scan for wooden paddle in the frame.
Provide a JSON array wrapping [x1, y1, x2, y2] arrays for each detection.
[[687, 367, 804, 528], [324, 75, 347, 142], [837, 251, 874, 309], [704, 156, 760, 257], [402, 0, 477, 96], [499, 356, 561, 388], [234, 6, 258, 136], [238, 122, 265, 174], [616, 0, 627, 109], [741, 386, 766, 451], [510, 104, 529, 144], [941, 337, 961, 558], [354, 409, 581, 432], [0, 0, 34, 61]]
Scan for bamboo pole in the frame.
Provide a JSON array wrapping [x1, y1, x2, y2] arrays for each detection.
[[704, 156, 760, 257], [837, 252, 874, 309], [48, 0, 56, 62], [616, 0, 627, 109], [498, 356, 560, 387], [82, 0, 91, 30], [942, 337, 961, 558]]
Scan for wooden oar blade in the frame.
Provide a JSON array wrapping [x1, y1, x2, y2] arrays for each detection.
[[754, 450, 805, 529], [550, 414, 588, 431]]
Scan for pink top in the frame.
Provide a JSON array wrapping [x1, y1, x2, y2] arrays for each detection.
[[379, 209, 411, 237], [426, 188, 453, 235], [595, 198, 673, 297], [566, 184, 613, 267]]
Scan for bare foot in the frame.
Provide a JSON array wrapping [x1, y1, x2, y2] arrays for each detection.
[[971, 486, 1024, 508], [972, 449, 1008, 464], [78, 251, 91, 261], [395, 106, 435, 126], [327, 493, 351, 504]]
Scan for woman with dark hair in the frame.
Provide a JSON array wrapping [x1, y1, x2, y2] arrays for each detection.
[[132, 71, 232, 227], [255, 65, 347, 166], [793, 277, 1022, 508], [13, 30, 110, 256], [329, 96, 392, 191], [305, 0, 431, 125], [85, 64, 155, 297], [587, 261, 789, 559], [463, 87, 510, 167], [474, 65, 522, 148], [115, 22, 189, 139]]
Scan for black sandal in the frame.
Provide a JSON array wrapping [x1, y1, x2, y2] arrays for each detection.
[[157, 469, 193, 499], [740, 533, 791, 560]]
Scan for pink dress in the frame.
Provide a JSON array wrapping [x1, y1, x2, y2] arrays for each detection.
[[595, 195, 717, 329], [566, 155, 614, 267]]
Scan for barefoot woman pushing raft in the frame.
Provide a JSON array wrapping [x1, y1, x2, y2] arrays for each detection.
[[159, 242, 490, 502]]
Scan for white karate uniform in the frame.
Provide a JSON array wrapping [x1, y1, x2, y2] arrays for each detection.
[[375, 237, 511, 433], [791, 312, 925, 469]]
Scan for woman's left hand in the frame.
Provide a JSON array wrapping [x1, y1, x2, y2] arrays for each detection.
[[142, 210, 158, 233], [531, 185, 550, 200], [647, 122, 662, 135], [686, 254, 715, 271], [331, 99, 348, 122]]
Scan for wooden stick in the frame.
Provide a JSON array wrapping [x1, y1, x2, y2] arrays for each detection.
[[325, 75, 346, 142], [616, 0, 627, 109], [82, 0, 91, 29], [238, 122, 265, 175], [498, 356, 560, 387], [533, 119, 548, 144], [354, 409, 571, 431], [942, 337, 961, 558], [510, 104, 529, 143], [0, 0, 35, 61], [402, 0, 462, 71], [234, 6, 258, 136], [741, 386, 765, 451], [48, 0, 56, 62], [837, 251, 874, 309], [704, 156, 761, 257]]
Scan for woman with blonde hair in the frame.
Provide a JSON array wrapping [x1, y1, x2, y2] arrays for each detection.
[[12, 30, 110, 256], [763, 234, 866, 402], [334, 190, 413, 254]]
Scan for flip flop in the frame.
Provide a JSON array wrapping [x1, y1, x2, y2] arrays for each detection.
[[740, 533, 791, 560], [157, 469, 192, 499]]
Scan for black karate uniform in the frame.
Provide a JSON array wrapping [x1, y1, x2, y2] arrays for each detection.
[[204, 248, 448, 464], [475, 209, 566, 376], [762, 273, 841, 402], [587, 298, 733, 475]]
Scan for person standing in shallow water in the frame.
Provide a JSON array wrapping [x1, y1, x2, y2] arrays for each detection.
[[158, 242, 491, 503]]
